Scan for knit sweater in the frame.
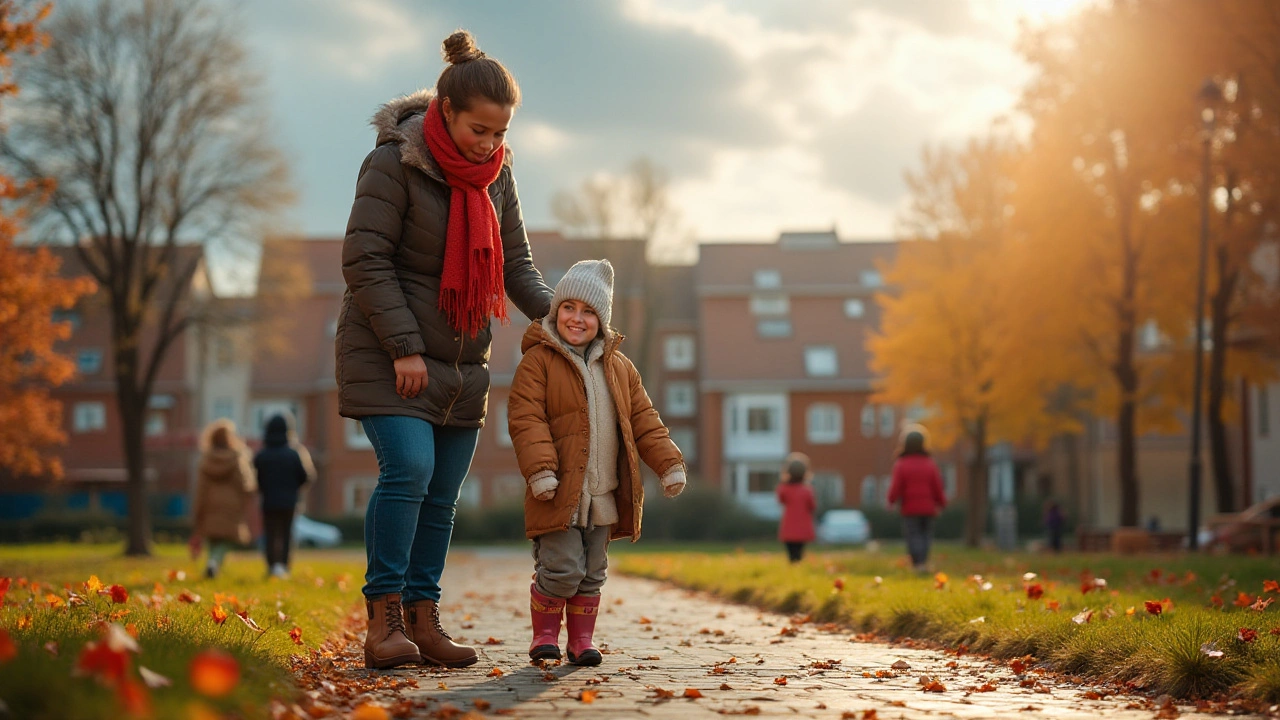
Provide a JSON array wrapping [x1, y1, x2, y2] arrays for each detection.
[[540, 316, 619, 527]]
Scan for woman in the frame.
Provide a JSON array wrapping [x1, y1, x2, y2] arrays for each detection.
[[191, 419, 256, 579], [886, 426, 946, 572], [336, 30, 552, 670], [775, 453, 816, 563], [254, 412, 316, 579]]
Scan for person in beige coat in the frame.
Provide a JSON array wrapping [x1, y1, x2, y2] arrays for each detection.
[[509, 259, 686, 666], [191, 419, 256, 579]]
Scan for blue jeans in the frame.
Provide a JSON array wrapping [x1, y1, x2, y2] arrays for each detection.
[[361, 416, 479, 603], [903, 515, 935, 569]]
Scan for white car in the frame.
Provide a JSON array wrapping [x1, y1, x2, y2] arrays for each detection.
[[293, 514, 342, 548], [816, 509, 871, 545]]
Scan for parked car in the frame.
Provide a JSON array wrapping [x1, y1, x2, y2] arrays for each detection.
[[816, 509, 871, 545], [293, 514, 342, 548]]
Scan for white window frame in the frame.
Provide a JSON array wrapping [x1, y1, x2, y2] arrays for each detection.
[[860, 475, 879, 508], [813, 472, 844, 506], [860, 269, 883, 288], [806, 403, 843, 444], [669, 426, 697, 463], [495, 400, 512, 447], [346, 418, 374, 449], [879, 405, 896, 438], [753, 269, 781, 288], [757, 319, 792, 338], [665, 381, 696, 418], [724, 393, 788, 460], [73, 402, 107, 433], [145, 411, 167, 437], [804, 346, 838, 378], [663, 335, 696, 371], [844, 298, 865, 319], [749, 293, 789, 316], [212, 397, 236, 423], [860, 404, 876, 438]]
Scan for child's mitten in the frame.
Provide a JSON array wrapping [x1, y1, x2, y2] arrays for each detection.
[[661, 469, 686, 498], [529, 472, 559, 501]]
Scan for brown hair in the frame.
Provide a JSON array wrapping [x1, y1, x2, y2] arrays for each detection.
[[436, 30, 520, 111], [783, 452, 811, 485], [199, 418, 243, 453]]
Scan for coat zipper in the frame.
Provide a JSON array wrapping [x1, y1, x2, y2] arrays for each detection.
[[441, 338, 466, 424]]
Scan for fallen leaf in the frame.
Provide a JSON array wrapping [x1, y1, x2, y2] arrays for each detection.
[[350, 704, 390, 720], [1072, 609, 1094, 625], [1023, 573, 1039, 582], [684, 688, 704, 699], [0, 630, 16, 663], [139, 666, 172, 688], [1200, 641, 1224, 658], [1250, 596, 1274, 612], [1026, 584, 1044, 600], [891, 660, 911, 670], [934, 572, 949, 589], [773, 676, 788, 685], [43, 641, 57, 656], [85, 575, 104, 595], [651, 687, 675, 699], [189, 649, 240, 698], [720, 683, 733, 690], [177, 590, 201, 604], [472, 699, 492, 711], [484, 637, 503, 645], [487, 667, 504, 677], [1234, 591, 1255, 608], [1144, 600, 1163, 616], [833, 578, 845, 592], [108, 585, 129, 605], [638, 616, 652, 624], [578, 690, 597, 703], [922, 680, 947, 693], [975, 682, 997, 692], [1263, 579, 1280, 594], [210, 604, 229, 625], [1237, 627, 1258, 643], [289, 627, 304, 645]]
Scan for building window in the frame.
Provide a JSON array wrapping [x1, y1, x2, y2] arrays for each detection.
[[73, 402, 106, 433], [212, 397, 235, 422], [746, 407, 775, 432], [804, 346, 838, 377], [905, 404, 928, 423], [879, 406, 895, 437], [749, 293, 789, 316], [214, 336, 236, 369], [344, 478, 378, 515], [1260, 386, 1271, 438], [753, 269, 781, 288], [861, 404, 876, 438], [145, 411, 167, 437], [860, 269, 883, 288], [52, 309, 81, 332], [813, 472, 845, 506], [149, 394, 175, 410], [880, 475, 893, 505], [77, 349, 103, 375], [664, 335, 696, 371], [669, 427, 697, 463], [665, 382, 696, 417], [747, 468, 777, 493], [844, 299, 865, 319], [861, 475, 879, 507], [1139, 320, 1162, 351], [346, 418, 373, 449], [724, 394, 788, 459], [757, 319, 792, 338], [806, 403, 843, 444], [495, 400, 512, 447]]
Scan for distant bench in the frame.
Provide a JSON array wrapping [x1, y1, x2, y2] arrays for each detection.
[[1076, 529, 1187, 553]]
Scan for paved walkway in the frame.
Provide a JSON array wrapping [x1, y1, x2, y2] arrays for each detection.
[[297, 550, 1260, 719]]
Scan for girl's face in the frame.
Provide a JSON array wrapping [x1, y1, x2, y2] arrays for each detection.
[[442, 97, 513, 164], [556, 299, 599, 348]]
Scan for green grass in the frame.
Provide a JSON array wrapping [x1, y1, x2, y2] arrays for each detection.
[[0, 544, 365, 719], [616, 544, 1280, 702]]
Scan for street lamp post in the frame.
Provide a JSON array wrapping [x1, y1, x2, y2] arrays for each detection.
[[1188, 79, 1223, 551]]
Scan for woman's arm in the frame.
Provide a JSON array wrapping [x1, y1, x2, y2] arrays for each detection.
[[341, 145, 426, 360], [887, 463, 903, 506], [500, 174, 553, 321]]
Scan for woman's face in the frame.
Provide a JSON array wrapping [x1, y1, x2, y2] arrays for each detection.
[[556, 299, 600, 348], [442, 97, 513, 164]]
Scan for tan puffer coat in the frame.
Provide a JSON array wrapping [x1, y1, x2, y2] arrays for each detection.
[[336, 89, 553, 426], [508, 321, 684, 541], [193, 449, 256, 544]]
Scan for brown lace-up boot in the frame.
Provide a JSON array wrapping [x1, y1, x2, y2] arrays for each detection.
[[363, 594, 420, 669], [406, 599, 479, 668]]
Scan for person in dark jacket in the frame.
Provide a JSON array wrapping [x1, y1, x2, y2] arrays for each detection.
[[886, 425, 946, 572], [254, 413, 315, 579], [336, 30, 552, 671]]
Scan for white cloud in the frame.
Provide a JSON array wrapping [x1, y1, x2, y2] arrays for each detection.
[[515, 121, 573, 159], [308, 0, 421, 80]]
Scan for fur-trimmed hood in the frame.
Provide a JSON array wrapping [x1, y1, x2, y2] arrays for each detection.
[[369, 88, 514, 183]]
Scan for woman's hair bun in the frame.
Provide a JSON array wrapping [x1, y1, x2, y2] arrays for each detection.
[[442, 30, 484, 65]]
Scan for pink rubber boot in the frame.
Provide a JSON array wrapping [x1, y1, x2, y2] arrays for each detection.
[[565, 594, 602, 666], [529, 584, 566, 661]]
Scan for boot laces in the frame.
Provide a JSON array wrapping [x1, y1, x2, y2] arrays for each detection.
[[385, 596, 407, 636], [429, 603, 452, 640]]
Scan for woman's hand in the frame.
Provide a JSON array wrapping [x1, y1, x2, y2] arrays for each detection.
[[393, 354, 428, 399]]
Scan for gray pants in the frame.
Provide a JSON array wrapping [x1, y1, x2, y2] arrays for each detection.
[[532, 525, 611, 599], [904, 515, 934, 569]]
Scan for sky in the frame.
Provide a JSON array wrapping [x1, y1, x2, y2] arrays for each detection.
[[235, 0, 1088, 267]]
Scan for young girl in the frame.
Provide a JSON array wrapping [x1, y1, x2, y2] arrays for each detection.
[[191, 419, 256, 579], [776, 452, 816, 563], [508, 259, 686, 666], [887, 425, 946, 571]]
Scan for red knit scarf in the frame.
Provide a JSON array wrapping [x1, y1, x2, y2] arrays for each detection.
[[423, 98, 508, 337]]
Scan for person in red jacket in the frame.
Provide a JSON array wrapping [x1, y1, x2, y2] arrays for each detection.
[[776, 453, 817, 563], [887, 427, 946, 571]]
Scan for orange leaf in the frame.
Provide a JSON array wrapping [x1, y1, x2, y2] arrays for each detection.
[[17, 615, 31, 630], [0, 629, 16, 663], [0, 577, 9, 604], [1045, 600, 1060, 612], [85, 575, 104, 595], [487, 667, 504, 677], [833, 578, 845, 592], [75, 641, 130, 685], [289, 626, 303, 645], [176, 590, 200, 604], [115, 677, 152, 717], [45, 593, 64, 609], [349, 704, 390, 720], [1251, 596, 1275, 612], [1026, 584, 1044, 600], [922, 680, 947, 692], [109, 585, 129, 605], [934, 572, 948, 589], [1210, 595, 1224, 609], [1237, 627, 1258, 643], [579, 690, 597, 703], [684, 688, 704, 699], [210, 604, 228, 625], [773, 676, 788, 685], [1234, 592, 1255, 608], [1144, 601, 1162, 616], [1263, 580, 1280, 594], [651, 688, 676, 699], [189, 649, 240, 698]]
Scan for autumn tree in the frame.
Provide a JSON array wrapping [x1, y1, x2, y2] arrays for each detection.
[[1, 0, 290, 555], [871, 134, 1071, 546], [0, 4, 95, 479], [552, 157, 684, 377]]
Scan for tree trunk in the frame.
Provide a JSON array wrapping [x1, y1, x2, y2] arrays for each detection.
[[963, 417, 988, 547], [115, 344, 152, 557], [1207, 249, 1236, 514], [1117, 396, 1139, 527]]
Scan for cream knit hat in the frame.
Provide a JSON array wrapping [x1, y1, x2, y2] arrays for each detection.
[[551, 259, 615, 328]]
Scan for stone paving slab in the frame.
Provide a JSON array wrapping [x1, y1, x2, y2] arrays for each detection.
[[328, 549, 1264, 719]]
